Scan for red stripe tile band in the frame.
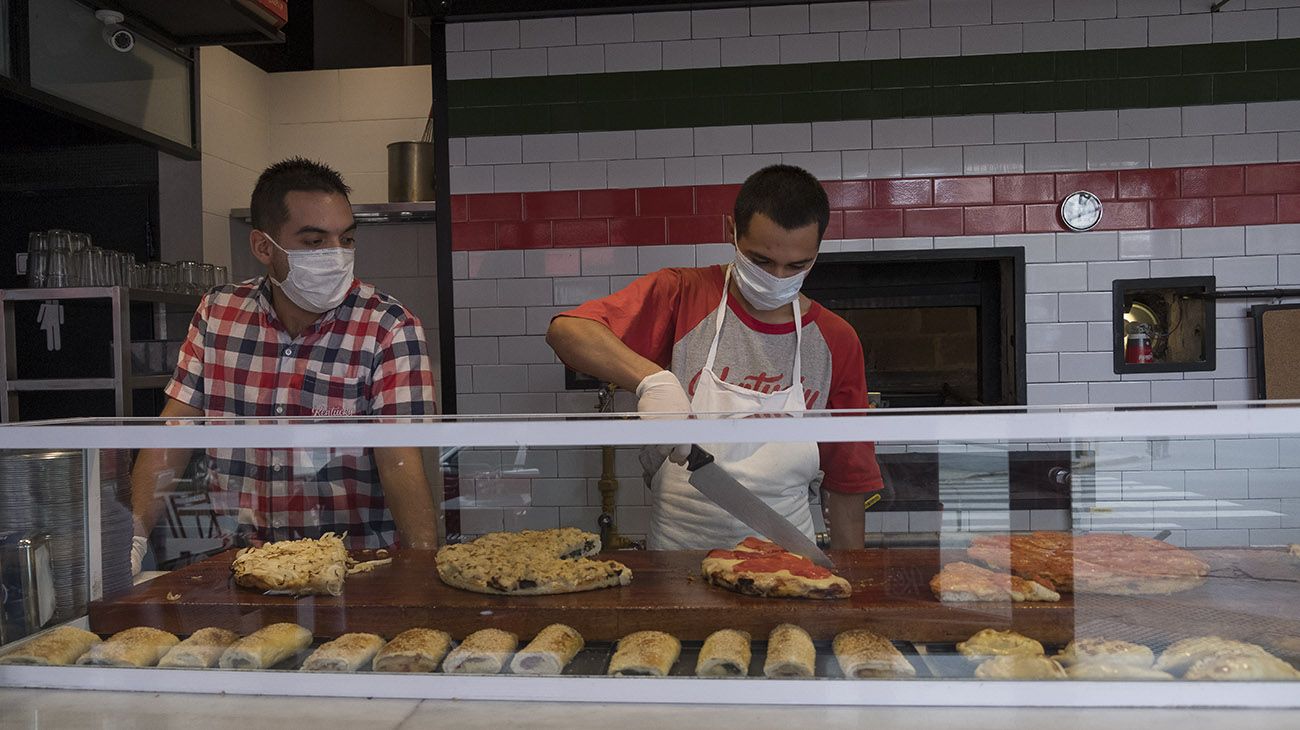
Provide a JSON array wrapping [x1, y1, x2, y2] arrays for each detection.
[[450, 162, 1300, 251]]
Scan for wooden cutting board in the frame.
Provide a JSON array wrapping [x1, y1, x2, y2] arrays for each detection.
[[90, 548, 1298, 646], [89, 548, 1075, 643]]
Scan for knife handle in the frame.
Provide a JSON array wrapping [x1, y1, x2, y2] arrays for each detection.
[[685, 444, 714, 471]]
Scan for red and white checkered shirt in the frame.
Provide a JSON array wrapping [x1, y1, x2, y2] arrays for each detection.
[[165, 276, 436, 548]]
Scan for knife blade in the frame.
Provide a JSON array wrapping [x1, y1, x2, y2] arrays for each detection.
[[684, 444, 836, 569]]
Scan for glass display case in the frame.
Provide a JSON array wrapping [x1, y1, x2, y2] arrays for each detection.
[[0, 403, 1298, 708]]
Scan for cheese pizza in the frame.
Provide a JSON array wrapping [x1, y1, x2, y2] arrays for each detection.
[[230, 532, 392, 597], [701, 537, 851, 599], [436, 528, 632, 595]]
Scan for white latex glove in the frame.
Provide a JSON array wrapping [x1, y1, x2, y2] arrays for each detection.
[[130, 535, 148, 576], [636, 370, 692, 466]]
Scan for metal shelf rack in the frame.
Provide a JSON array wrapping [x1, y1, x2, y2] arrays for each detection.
[[0, 287, 201, 421]]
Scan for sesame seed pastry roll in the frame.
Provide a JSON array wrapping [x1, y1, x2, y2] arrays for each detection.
[[372, 628, 453, 673], [301, 632, 386, 672], [833, 629, 916, 678], [158, 627, 241, 668], [509, 624, 584, 676], [441, 629, 518, 674], [77, 627, 179, 667], [0, 626, 100, 666], [763, 624, 816, 678], [218, 623, 313, 669], [695, 629, 752, 677], [607, 631, 681, 677]]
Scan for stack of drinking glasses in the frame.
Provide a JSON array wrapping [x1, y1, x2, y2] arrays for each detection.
[[25, 230, 230, 293]]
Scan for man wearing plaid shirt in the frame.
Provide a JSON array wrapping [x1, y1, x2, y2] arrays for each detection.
[[129, 159, 438, 569]]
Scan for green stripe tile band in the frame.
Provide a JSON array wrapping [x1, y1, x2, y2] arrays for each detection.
[[448, 39, 1300, 137]]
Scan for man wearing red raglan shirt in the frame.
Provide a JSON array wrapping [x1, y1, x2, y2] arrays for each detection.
[[547, 165, 883, 551]]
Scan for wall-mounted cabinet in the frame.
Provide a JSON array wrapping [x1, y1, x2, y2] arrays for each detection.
[[104, 0, 287, 46], [1112, 276, 1216, 375], [28, 0, 195, 148]]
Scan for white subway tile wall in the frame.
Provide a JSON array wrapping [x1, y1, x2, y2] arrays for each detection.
[[204, 13, 1300, 545], [443, 2, 1299, 79]]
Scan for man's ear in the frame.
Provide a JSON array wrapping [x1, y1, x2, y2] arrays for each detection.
[[725, 215, 737, 245], [249, 230, 273, 266]]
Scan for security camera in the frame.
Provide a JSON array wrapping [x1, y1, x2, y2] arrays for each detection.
[[94, 9, 135, 53]]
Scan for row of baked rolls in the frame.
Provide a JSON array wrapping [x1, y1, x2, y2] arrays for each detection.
[[0, 624, 913, 679], [605, 625, 917, 679], [284, 624, 586, 675], [759, 625, 916, 679], [955, 629, 1300, 680], [438, 625, 586, 675], [957, 629, 1163, 679], [1153, 636, 1300, 680]]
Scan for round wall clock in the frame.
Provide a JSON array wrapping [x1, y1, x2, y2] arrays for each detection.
[[1060, 190, 1103, 231]]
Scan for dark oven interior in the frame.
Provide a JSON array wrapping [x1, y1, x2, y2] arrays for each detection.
[[803, 248, 1026, 408]]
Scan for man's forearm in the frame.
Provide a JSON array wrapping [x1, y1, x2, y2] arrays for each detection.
[[130, 447, 192, 536], [826, 490, 866, 551], [132, 398, 204, 536], [375, 446, 439, 549], [546, 316, 661, 392]]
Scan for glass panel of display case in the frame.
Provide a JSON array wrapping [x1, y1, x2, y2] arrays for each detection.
[[0, 406, 1296, 703]]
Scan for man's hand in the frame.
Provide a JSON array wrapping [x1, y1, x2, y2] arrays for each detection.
[[636, 370, 692, 414], [130, 536, 148, 576], [636, 370, 691, 465]]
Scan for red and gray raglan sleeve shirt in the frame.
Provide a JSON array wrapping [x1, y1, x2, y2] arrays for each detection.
[[558, 265, 884, 494]]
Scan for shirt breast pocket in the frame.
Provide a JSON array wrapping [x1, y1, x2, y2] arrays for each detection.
[[298, 372, 369, 418]]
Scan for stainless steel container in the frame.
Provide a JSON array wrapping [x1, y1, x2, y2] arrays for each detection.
[[387, 141, 435, 202], [0, 532, 55, 645], [0, 449, 86, 624]]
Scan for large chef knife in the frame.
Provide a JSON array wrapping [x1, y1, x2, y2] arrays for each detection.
[[684, 444, 836, 569]]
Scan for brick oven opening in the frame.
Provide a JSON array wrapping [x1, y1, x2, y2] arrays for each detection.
[[803, 247, 1026, 408]]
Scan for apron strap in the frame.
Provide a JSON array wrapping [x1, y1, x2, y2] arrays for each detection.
[[790, 295, 803, 389], [703, 267, 732, 372], [706, 265, 804, 387]]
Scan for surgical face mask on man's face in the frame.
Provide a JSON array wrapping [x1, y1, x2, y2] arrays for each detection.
[[731, 244, 811, 311], [261, 231, 355, 313]]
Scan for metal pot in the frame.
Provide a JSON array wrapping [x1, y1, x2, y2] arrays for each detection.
[[387, 141, 435, 202]]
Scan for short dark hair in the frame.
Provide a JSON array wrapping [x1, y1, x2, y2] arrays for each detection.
[[250, 157, 352, 234], [733, 164, 830, 241]]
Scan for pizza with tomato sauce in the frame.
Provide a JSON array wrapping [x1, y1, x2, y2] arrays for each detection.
[[967, 531, 1208, 595], [701, 537, 851, 599]]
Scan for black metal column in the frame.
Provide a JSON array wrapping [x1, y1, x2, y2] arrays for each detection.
[[428, 7, 457, 415]]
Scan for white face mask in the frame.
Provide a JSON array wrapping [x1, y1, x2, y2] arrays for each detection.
[[731, 245, 811, 311], [262, 232, 355, 313]]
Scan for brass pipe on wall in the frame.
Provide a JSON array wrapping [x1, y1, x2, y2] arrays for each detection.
[[595, 384, 640, 550], [597, 444, 638, 550]]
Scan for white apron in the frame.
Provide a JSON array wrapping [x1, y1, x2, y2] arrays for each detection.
[[647, 266, 820, 550]]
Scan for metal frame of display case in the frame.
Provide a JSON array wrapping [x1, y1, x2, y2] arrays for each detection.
[[0, 286, 200, 421], [1, 404, 1300, 708]]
